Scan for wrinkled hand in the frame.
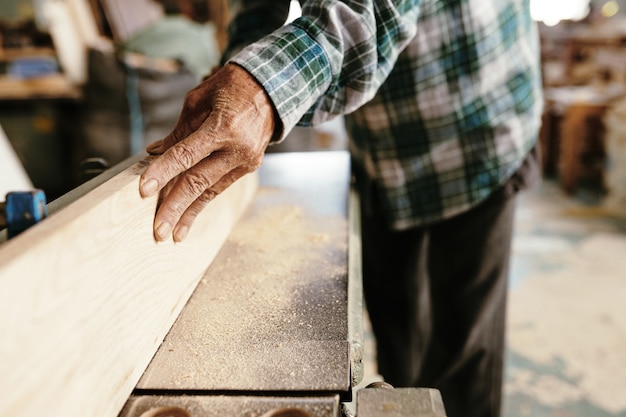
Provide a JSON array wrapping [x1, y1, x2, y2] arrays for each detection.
[[139, 63, 278, 242]]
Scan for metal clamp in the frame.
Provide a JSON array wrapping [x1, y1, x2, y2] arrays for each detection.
[[0, 190, 48, 238], [355, 382, 447, 417]]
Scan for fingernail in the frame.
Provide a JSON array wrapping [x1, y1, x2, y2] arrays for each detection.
[[140, 179, 158, 197], [174, 225, 189, 242], [155, 221, 171, 241]]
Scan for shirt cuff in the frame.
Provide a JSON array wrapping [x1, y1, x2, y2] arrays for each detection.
[[229, 24, 333, 141]]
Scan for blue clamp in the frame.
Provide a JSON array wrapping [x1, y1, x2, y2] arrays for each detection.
[[0, 190, 48, 238]]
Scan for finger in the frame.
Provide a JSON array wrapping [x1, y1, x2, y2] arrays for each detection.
[[172, 167, 249, 242], [146, 113, 202, 157], [140, 129, 218, 199], [146, 139, 165, 155], [203, 65, 221, 80], [153, 120, 197, 154], [152, 153, 235, 241], [167, 81, 219, 139]]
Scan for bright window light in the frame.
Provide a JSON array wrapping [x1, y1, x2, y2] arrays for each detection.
[[286, 0, 302, 24], [601, 1, 620, 17], [530, 0, 590, 26]]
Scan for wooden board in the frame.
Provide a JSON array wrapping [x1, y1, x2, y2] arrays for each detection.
[[0, 123, 33, 197], [0, 155, 258, 417], [43, 0, 89, 84]]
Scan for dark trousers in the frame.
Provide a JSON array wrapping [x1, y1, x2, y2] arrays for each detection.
[[360, 186, 516, 417]]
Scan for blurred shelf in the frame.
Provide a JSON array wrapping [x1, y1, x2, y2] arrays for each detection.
[[0, 47, 57, 61], [0, 73, 80, 100]]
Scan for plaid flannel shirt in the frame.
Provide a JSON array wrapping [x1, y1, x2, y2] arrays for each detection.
[[227, 0, 543, 230]]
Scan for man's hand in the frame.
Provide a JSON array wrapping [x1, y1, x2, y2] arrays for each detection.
[[139, 63, 278, 242]]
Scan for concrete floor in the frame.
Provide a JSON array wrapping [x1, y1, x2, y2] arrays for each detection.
[[504, 180, 626, 417]]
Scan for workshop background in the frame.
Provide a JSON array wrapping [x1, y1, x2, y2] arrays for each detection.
[[1, 0, 626, 416]]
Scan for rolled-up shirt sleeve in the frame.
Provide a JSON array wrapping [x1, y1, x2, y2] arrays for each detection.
[[227, 0, 421, 139]]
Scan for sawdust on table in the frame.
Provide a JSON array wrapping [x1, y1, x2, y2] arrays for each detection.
[[149, 188, 349, 390]]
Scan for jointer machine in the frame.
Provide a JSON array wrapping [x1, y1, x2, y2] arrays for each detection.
[[0, 151, 446, 417]]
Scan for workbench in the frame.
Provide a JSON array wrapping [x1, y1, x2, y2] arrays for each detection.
[[541, 84, 626, 192], [121, 151, 363, 416], [1, 150, 446, 417], [0, 151, 363, 417]]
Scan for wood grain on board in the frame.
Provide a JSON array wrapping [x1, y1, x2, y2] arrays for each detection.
[[0, 156, 258, 417]]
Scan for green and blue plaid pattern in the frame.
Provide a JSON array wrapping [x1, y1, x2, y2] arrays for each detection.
[[228, 0, 543, 230]]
